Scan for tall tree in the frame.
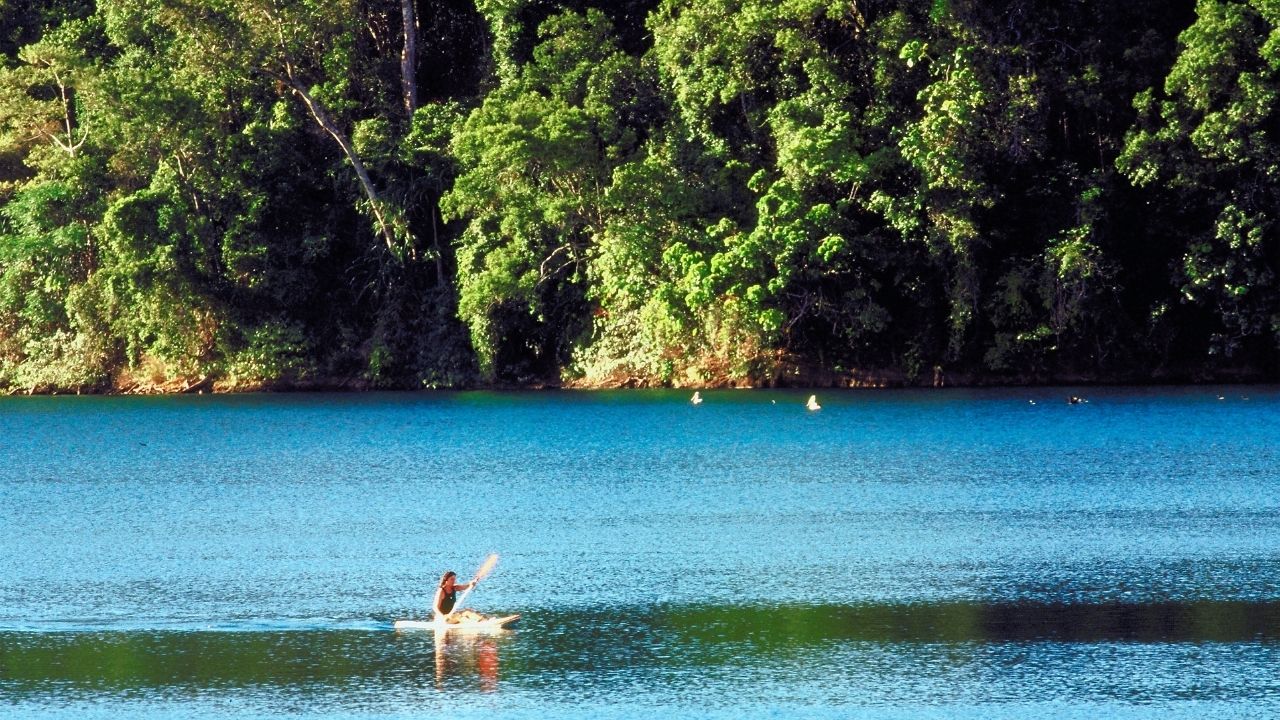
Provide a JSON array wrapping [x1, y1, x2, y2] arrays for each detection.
[[166, 0, 407, 254], [1119, 0, 1280, 364], [443, 9, 652, 382]]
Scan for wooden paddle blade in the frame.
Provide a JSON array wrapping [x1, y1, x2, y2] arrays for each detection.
[[450, 553, 500, 617], [473, 553, 499, 581]]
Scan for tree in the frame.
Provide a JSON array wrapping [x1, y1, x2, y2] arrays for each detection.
[[443, 9, 651, 382], [0, 16, 111, 391], [163, 0, 409, 254], [1119, 0, 1280, 364]]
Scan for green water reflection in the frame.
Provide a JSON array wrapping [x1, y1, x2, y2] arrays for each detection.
[[657, 599, 1280, 645], [4, 600, 1278, 697]]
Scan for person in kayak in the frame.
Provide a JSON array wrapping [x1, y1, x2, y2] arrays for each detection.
[[433, 570, 485, 623]]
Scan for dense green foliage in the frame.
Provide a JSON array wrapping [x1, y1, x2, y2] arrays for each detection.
[[0, 0, 1276, 391]]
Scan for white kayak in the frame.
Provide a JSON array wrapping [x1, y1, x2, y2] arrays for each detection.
[[394, 614, 521, 633]]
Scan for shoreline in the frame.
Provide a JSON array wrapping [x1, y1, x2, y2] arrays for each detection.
[[4, 369, 1276, 397]]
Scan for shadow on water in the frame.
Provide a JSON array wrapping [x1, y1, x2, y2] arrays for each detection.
[[3, 600, 1279, 697], [657, 600, 1280, 645]]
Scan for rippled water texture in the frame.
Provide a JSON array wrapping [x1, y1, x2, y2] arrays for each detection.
[[2, 387, 1278, 718]]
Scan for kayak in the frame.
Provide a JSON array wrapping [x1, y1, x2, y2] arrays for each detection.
[[394, 614, 521, 632]]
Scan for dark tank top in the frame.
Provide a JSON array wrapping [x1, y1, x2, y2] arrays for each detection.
[[437, 587, 457, 615]]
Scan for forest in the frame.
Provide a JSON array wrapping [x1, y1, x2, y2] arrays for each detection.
[[1, 0, 1277, 392]]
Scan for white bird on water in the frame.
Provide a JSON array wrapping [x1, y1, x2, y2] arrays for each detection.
[[691, 391, 703, 405], [806, 394, 821, 411]]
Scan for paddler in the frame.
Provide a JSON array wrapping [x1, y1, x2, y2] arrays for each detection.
[[433, 570, 485, 623]]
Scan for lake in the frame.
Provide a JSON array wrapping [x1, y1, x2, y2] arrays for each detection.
[[2, 387, 1278, 718]]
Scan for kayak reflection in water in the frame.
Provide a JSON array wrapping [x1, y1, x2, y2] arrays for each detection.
[[434, 570, 485, 623], [434, 633, 501, 692], [476, 638, 499, 692]]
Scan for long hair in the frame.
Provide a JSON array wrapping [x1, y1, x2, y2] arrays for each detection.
[[438, 571, 456, 589]]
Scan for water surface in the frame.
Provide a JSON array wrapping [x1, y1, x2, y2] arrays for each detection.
[[2, 387, 1278, 717]]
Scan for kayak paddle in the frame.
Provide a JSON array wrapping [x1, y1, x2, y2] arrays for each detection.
[[450, 553, 498, 617]]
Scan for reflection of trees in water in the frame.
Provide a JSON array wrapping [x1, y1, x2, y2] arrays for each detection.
[[434, 633, 500, 693], [5, 601, 1278, 696], [648, 601, 1280, 649]]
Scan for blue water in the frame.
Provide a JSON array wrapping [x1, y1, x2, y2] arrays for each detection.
[[1, 387, 1278, 717]]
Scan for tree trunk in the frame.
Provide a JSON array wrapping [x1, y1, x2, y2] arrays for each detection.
[[49, 68, 87, 157], [400, 0, 418, 116], [431, 201, 446, 286], [274, 71, 398, 252]]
